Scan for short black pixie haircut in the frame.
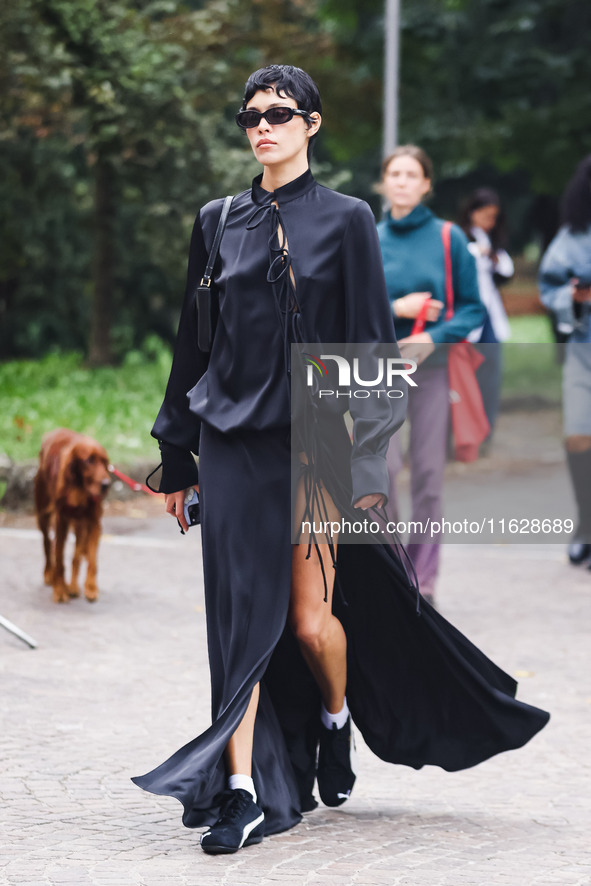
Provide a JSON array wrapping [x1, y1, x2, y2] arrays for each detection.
[[241, 64, 322, 159]]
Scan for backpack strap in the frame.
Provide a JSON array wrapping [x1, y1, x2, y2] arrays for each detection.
[[196, 195, 233, 352], [441, 220, 454, 321]]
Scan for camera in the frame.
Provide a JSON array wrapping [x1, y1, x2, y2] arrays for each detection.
[[180, 488, 200, 532]]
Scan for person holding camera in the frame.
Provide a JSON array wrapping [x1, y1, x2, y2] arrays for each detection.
[[539, 154, 591, 568]]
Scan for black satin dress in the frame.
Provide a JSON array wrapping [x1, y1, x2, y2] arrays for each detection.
[[132, 170, 549, 836]]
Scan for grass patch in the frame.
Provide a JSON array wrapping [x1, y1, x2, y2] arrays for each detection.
[[502, 316, 562, 401], [507, 314, 554, 344], [501, 344, 562, 402], [0, 320, 564, 467], [0, 339, 173, 464]]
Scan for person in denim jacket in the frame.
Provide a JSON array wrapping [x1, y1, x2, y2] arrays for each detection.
[[539, 154, 591, 567]]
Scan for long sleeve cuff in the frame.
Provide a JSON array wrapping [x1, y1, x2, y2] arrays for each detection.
[[157, 441, 199, 494], [351, 455, 389, 506]]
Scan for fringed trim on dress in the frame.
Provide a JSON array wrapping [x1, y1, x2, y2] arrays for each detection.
[[249, 199, 418, 610]]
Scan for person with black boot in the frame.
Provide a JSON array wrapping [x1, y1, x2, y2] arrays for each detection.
[[565, 445, 591, 565], [539, 154, 591, 568]]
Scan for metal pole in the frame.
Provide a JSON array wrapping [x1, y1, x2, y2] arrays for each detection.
[[383, 0, 401, 158], [0, 615, 37, 649]]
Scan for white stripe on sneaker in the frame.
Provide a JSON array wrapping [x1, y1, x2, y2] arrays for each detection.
[[239, 811, 265, 848], [350, 726, 358, 775]]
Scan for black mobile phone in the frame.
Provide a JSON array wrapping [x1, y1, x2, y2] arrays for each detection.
[[178, 488, 200, 533]]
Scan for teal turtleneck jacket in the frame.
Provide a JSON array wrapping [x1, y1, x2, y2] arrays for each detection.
[[377, 204, 484, 344]]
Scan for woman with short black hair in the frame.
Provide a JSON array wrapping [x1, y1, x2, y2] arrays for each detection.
[[133, 66, 549, 855], [134, 64, 402, 852]]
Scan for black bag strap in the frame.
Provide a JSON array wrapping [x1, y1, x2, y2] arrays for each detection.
[[196, 195, 233, 352]]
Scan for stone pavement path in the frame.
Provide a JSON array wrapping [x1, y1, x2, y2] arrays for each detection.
[[1, 510, 590, 886]]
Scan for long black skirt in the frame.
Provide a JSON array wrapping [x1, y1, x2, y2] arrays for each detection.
[[132, 423, 549, 836]]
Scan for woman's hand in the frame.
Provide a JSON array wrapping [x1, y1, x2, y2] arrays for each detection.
[[394, 292, 443, 321], [572, 278, 591, 303], [398, 332, 435, 365], [165, 485, 199, 533], [354, 493, 385, 511]]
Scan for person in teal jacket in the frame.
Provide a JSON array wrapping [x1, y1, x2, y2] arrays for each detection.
[[377, 145, 485, 605]]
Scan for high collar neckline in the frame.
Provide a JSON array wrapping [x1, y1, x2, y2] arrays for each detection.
[[252, 168, 315, 206], [386, 203, 433, 231]]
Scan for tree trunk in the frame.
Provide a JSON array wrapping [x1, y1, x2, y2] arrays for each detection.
[[88, 154, 115, 366]]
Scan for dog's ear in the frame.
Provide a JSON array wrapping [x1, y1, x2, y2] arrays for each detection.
[[65, 444, 86, 487], [97, 445, 110, 469], [54, 442, 78, 498]]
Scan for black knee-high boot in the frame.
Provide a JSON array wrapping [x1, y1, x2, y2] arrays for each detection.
[[566, 448, 591, 563]]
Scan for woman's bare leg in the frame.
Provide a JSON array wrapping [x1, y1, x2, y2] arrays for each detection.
[[225, 683, 260, 776], [291, 517, 355, 810], [224, 473, 346, 776], [290, 542, 346, 712], [290, 471, 346, 710], [201, 683, 264, 854]]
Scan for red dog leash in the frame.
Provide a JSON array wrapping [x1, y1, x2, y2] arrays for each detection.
[[109, 465, 160, 496]]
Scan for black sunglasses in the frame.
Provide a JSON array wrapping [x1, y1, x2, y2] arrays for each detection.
[[235, 107, 310, 130]]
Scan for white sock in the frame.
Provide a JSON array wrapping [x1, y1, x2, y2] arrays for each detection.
[[228, 774, 257, 802], [321, 698, 349, 731]]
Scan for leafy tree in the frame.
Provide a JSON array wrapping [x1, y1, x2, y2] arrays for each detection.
[[400, 0, 591, 189], [2, 0, 589, 361], [315, 0, 591, 237], [0, 0, 340, 362]]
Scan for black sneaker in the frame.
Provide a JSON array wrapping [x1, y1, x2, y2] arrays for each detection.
[[200, 789, 265, 854], [317, 715, 357, 807], [568, 542, 591, 564]]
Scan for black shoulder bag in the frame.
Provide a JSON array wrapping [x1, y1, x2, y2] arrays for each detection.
[[196, 195, 233, 352]]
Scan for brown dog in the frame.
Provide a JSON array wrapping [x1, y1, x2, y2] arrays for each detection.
[[35, 429, 111, 603]]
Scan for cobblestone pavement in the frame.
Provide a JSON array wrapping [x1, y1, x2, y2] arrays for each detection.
[[1, 501, 590, 886]]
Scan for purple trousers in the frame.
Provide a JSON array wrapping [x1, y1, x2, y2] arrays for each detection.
[[386, 365, 449, 596]]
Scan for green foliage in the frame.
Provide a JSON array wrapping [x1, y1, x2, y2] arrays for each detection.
[[399, 0, 591, 192], [315, 0, 591, 221], [0, 134, 92, 356], [1, 0, 589, 361], [0, 341, 173, 463], [0, 0, 343, 361], [502, 316, 560, 402], [502, 343, 561, 402], [494, 314, 562, 403], [507, 314, 554, 345], [0, 331, 561, 467]]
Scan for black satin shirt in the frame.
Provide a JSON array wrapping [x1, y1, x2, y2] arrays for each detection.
[[153, 170, 406, 501]]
